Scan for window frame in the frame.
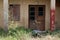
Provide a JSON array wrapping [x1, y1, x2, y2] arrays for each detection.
[[9, 4, 20, 21]]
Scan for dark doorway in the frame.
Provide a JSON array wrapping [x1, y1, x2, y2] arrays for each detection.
[[29, 5, 45, 31]]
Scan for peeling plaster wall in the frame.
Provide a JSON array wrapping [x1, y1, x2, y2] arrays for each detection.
[[0, 0, 59, 30], [56, 6, 60, 29], [0, 0, 4, 28], [0, 0, 51, 30], [9, 0, 50, 30]]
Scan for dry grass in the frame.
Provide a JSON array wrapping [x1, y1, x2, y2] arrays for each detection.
[[0, 27, 60, 40], [0, 20, 60, 40]]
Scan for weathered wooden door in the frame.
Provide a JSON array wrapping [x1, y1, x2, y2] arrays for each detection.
[[29, 5, 45, 31]]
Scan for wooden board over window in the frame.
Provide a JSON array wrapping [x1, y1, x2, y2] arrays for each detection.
[[9, 4, 20, 21]]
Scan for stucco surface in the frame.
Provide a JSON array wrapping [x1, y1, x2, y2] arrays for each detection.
[[9, 0, 50, 30], [0, 0, 4, 28], [0, 0, 60, 30]]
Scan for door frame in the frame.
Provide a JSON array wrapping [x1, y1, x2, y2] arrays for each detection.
[[28, 5, 46, 30]]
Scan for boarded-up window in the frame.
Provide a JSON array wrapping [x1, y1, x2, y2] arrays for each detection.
[[9, 4, 20, 21]]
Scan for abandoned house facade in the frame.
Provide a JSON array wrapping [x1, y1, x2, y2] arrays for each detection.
[[0, 0, 60, 31]]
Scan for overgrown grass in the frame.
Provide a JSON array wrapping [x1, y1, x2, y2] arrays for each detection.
[[0, 27, 60, 40], [0, 27, 32, 40]]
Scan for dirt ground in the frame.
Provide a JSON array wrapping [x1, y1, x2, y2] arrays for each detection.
[[24, 35, 60, 40]]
